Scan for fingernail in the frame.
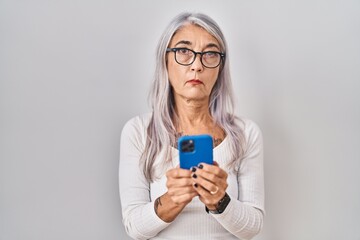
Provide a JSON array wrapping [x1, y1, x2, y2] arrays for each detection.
[[192, 173, 197, 179], [194, 183, 198, 188], [198, 164, 203, 169], [191, 167, 196, 172]]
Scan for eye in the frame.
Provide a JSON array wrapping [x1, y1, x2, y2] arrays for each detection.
[[177, 48, 191, 55], [204, 52, 218, 58]]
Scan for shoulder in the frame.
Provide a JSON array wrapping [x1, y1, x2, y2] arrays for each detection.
[[121, 113, 152, 143], [122, 113, 152, 131], [235, 116, 263, 148], [236, 117, 262, 137]]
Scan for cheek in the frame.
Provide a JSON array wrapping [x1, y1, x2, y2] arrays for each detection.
[[167, 62, 183, 84], [166, 61, 174, 84], [167, 66, 176, 86], [208, 71, 220, 86]]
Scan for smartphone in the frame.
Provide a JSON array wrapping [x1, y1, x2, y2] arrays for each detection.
[[178, 134, 213, 169]]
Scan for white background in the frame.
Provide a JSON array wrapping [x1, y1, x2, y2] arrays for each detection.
[[1, 1, 359, 239]]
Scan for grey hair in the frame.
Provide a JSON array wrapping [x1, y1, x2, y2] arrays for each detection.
[[141, 12, 246, 182]]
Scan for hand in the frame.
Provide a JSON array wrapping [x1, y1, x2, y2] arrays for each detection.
[[165, 166, 199, 206], [190, 161, 228, 210], [154, 167, 198, 223]]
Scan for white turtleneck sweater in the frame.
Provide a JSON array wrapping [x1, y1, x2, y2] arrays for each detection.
[[119, 113, 265, 240]]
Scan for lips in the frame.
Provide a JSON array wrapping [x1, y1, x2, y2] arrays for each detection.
[[186, 79, 203, 85]]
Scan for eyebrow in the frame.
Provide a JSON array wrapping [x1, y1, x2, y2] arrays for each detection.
[[205, 43, 220, 50], [174, 40, 221, 51], [174, 40, 192, 47]]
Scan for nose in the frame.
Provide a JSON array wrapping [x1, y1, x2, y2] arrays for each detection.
[[190, 53, 204, 72]]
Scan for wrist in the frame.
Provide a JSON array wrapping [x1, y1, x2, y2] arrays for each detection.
[[205, 192, 231, 214], [154, 193, 186, 222]]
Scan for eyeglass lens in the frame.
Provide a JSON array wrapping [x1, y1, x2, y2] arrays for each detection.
[[174, 49, 221, 68]]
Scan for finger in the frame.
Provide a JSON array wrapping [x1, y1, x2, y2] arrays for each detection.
[[191, 172, 225, 194], [193, 183, 222, 206], [166, 176, 193, 188], [197, 162, 227, 178], [171, 192, 198, 205], [191, 166, 228, 195], [192, 168, 221, 184], [168, 185, 197, 196], [166, 168, 192, 179], [194, 177, 220, 194], [192, 166, 227, 187]]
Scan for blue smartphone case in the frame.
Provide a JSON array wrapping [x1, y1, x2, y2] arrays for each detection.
[[178, 134, 213, 169]]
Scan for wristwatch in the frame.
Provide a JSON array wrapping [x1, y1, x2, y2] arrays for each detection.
[[205, 192, 231, 214]]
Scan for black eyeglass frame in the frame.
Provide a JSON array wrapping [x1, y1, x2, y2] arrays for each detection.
[[166, 47, 226, 69]]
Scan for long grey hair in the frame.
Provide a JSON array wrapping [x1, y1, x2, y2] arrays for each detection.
[[141, 12, 245, 182]]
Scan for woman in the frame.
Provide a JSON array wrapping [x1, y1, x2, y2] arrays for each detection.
[[119, 12, 264, 240]]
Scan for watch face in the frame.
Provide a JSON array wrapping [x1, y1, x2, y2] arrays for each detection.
[[209, 209, 219, 214]]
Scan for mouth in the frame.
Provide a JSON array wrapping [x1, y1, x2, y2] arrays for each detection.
[[186, 79, 203, 85]]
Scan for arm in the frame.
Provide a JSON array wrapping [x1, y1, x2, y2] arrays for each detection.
[[119, 119, 170, 239], [155, 168, 198, 222], [119, 118, 199, 239], [192, 120, 265, 239], [213, 120, 265, 239]]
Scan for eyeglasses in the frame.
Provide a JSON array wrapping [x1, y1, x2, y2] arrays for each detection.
[[166, 48, 225, 69]]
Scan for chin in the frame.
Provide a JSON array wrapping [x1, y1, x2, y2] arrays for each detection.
[[183, 94, 208, 102]]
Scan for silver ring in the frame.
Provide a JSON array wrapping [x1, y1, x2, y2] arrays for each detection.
[[210, 186, 219, 195]]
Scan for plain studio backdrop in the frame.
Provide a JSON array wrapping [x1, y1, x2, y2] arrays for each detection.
[[1, 0, 359, 240]]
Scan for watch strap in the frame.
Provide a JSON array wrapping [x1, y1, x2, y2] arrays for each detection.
[[205, 192, 231, 214]]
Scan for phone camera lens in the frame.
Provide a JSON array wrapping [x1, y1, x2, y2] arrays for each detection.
[[181, 140, 195, 152]]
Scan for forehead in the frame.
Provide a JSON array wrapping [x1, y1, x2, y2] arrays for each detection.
[[169, 24, 220, 48]]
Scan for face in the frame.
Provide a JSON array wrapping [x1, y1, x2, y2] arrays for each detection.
[[167, 24, 221, 103]]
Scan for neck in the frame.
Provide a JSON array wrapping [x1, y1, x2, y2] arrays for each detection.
[[173, 97, 214, 134], [172, 96, 225, 148]]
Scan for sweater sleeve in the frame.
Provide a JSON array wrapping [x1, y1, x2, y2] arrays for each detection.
[[212, 120, 265, 240], [119, 117, 170, 239]]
